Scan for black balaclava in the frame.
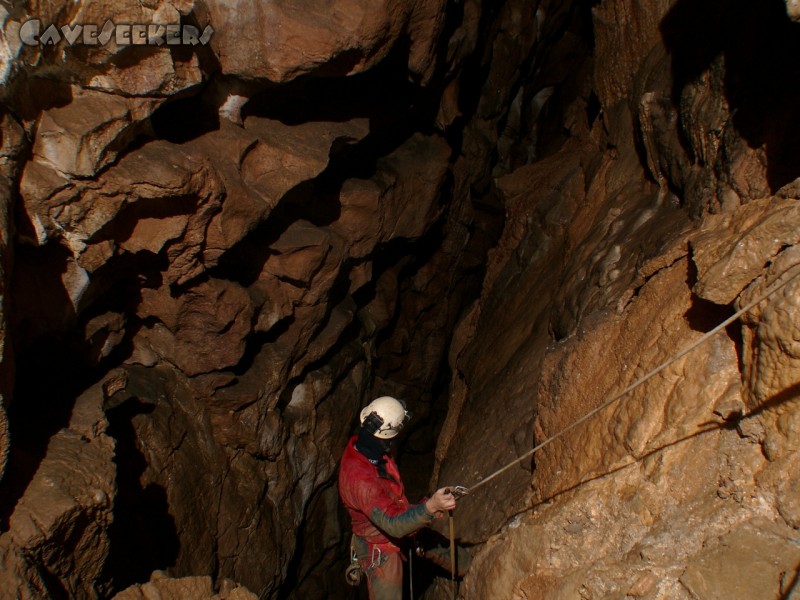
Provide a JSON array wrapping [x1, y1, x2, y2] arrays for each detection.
[[355, 427, 395, 481]]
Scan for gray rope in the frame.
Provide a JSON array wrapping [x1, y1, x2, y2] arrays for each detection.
[[467, 265, 800, 494]]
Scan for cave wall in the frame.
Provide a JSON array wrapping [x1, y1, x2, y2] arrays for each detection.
[[2, 0, 800, 599], [434, 0, 800, 598], [0, 0, 581, 598]]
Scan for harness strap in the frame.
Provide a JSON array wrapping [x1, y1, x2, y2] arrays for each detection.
[[352, 535, 401, 572]]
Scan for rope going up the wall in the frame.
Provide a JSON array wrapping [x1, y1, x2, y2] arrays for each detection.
[[465, 264, 800, 495]]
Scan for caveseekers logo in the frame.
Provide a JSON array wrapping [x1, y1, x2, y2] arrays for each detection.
[[19, 19, 213, 47]]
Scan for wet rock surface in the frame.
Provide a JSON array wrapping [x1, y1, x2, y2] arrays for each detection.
[[1, 0, 800, 599]]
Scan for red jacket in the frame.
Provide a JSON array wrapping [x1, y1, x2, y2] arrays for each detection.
[[338, 435, 432, 553]]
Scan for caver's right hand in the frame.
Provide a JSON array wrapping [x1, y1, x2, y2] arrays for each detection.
[[425, 487, 457, 518]]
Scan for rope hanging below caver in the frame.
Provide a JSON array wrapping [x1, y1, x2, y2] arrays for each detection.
[[465, 264, 800, 495]]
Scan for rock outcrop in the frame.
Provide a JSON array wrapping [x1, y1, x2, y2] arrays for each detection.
[[0, 0, 552, 597], [113, 572, 257, 600], [435, 1, 800, 598], [0, 378, 115, 599], [1, 0, 800, 599]]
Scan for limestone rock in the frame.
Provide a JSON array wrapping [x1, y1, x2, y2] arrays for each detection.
[[789, 0, 800, 21], [20, 137, 226, 288], [135, 279, 254, 377], [438, 2, 800, 599], [205, 0, 446, 83], [1, 1, 202, 99], [737, 248, 800, 461], [692, 197, 800, 305], [32, 87, 161, 178], [8, 0, 800, 599], [334, 132, 450, 257], [100, 362, 360, 598], [190, 116, 368, 268], [679, 518, 800, 600], [113, 574, 257, 600], [0, 405, 6, 487], [592, 0, 674, 108], [0, 378, 115, 598]]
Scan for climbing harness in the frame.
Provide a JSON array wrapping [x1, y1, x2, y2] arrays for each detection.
[[466, 265, 800, 494], [370, 545, 383, 570], [345, 537, 364, 587], [345, 550, 362, 586], [345, 536, 389, 588]]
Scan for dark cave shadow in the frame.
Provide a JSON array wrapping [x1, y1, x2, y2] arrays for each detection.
[[683, 253, 727, 330], [531, 381, 800, 508], [660, 0, 800, 192], [683, 258, 744, 373], [0, 235, 163, 533], [407, 527, 471, 594], [102, 396, 180, 593], [241, 38, 431, 151], [0, 243, 81, 532]]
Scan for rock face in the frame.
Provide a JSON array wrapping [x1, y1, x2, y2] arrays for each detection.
[[0, 378, 115, 598], [0, 114, 24, 484], [436, 1, 800, 599], [0, 0, 517, 597], [2, 0, 800, 599], [205, 0, 447, 83], [113, 572, 257, 600]]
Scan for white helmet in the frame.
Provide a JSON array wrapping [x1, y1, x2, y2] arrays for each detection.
[[359, 396, 410, 439]]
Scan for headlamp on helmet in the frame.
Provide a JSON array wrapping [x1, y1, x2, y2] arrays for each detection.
[[359, 396, 411, 439]]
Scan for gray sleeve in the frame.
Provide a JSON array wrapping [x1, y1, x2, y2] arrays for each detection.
[[369, 503, 434, 538]]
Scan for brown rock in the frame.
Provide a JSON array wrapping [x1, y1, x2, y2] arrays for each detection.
[[32, 87, 161, 178], [737, 247, 800, 461], [0, 404, 7, 486], [86, 48, 202, 98], [135, 278, 254, 377], [21, 138, 226, 286], [1, 2, 202, 99], [85, 311, 127, 364], [113, 574, 257, 600], [200, 117, 368, 263], [20, 115, 368, 291], [99, 362, 360, 597], [206, 0, 446, 83], [593, 0, 675, 108], [241, 117, 369, 202], [0, 378, 115, 598], [680, 519, 800, 600], [692, 198, 800, 305], [334, 132, 451, 257], [10, 1, 800, 599], [264, 221, 333, 286]]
